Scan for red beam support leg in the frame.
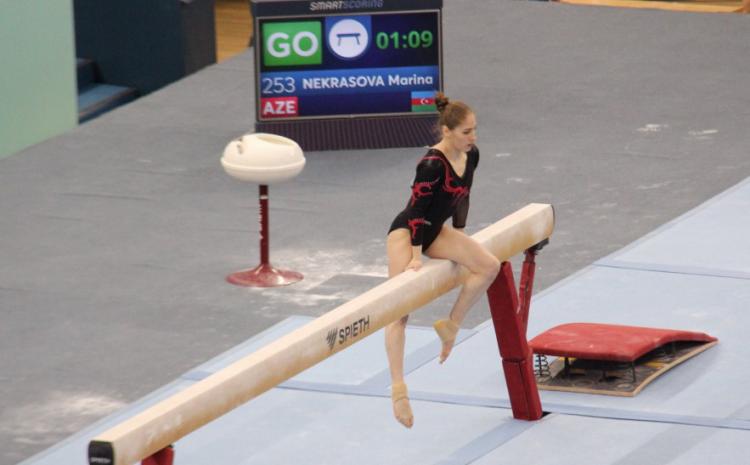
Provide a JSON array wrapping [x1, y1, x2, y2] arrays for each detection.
[[141, 446, 174, 465], [518, 247, 539, 335], [487, 243, 546, 420]]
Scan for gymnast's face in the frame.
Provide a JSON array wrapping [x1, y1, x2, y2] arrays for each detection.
[[443, 112, 477, 153]]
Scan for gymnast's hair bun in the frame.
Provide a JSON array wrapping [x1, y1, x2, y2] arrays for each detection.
[[435, 93, 473, 131], [435, 92, 450, 113]]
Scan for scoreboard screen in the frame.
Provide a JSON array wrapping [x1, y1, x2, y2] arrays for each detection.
[[254, 10, 442, 121]]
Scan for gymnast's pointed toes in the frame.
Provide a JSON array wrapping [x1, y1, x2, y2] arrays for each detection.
[[395, 405, 414, 429], [434, 319, 459, 363], [391, 382, 414, 428], [433, 319, 459, 341]]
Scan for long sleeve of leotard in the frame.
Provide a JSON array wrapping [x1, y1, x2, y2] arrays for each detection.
[[452, 195, 470, 229], [452, 148, 479, 229], [406, 158, 443, 246]]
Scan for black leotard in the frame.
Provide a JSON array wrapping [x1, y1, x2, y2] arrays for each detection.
[[389, 146, 479, 251]]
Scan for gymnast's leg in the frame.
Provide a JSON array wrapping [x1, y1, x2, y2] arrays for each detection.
[[384, 228, 415, 428], [426, 226, 501, 363]]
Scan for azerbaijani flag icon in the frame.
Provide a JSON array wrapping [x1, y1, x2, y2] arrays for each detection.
[[411, 90, 437, 112]]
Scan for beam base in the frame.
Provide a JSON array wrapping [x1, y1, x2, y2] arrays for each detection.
[[502, 358, 543, 420], [487, 247, 545, 421]]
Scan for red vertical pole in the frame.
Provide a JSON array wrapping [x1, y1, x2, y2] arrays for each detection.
[[518, 249, 538, 335], [487, 257, 543, 421], [225, 184, 303, 287], [141, 446, 174, 465], [259, 184, 269, 265]]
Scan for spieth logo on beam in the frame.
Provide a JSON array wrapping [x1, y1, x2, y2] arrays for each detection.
[[326, 316, 371, 351], [326, 328, 338, 350]]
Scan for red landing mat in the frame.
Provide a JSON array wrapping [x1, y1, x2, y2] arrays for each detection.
[[529, 323, 718, 396]]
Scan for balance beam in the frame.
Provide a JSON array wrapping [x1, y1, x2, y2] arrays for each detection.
[[89, 203, 554, 465]]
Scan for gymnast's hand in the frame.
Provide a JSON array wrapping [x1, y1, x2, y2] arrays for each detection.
[[406, 257, 422, 271]]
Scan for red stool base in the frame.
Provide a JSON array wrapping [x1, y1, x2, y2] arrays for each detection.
[[227, 263, 303, 287]]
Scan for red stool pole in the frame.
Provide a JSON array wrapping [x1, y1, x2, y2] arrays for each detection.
[[486, 240, 547, 420], [226, 185, 303, 287]]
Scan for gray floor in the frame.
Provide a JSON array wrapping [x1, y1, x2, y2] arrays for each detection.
[[2, 1, 750, 464]]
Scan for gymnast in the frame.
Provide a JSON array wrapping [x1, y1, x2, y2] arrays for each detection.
[[385, 92, 501, 428]]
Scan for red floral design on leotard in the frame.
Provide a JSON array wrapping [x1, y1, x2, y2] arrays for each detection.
[[410, 178, 438, 206], [422, 155, 470, 204], [407, 218, 427, 241]]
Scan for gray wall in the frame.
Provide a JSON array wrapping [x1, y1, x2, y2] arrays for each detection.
[[73, 0, 217, 95], [0, 0, 78, 159]]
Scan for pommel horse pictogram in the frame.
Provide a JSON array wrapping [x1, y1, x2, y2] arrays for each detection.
[[337, 32, 361, 45]]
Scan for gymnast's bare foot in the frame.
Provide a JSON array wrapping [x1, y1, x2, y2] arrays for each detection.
[[434, 319, 459, 363], [391, 382, 414, 428]]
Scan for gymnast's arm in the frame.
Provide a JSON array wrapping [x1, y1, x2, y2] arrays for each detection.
[[452, 147, 478, 234], [405, 158, 442, 268], [406, 245, 423, 271], [452, 195, 470, 234]]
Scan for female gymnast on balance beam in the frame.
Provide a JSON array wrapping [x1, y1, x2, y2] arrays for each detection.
[[385, 92, 501, 428]]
